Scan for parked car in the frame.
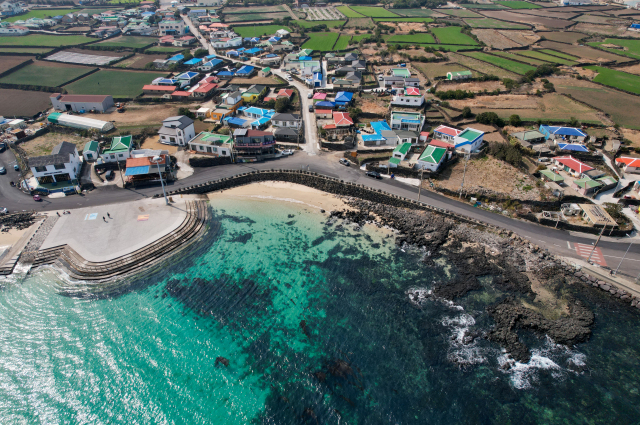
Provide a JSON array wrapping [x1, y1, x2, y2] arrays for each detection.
[[13, 164, 19, 171], [105, 170, 114, 181], [378, 75, 383, 81], [366, 171, 382, 179], [538, 157, 551, 163], [0, 167, 5, 175], [339, 158, 350, 166], [282, 149, 294, 155], [308, 105, 314, 112], [33, 195, 41, 202], [0, 207, 7, 214], [307, 92, 313, 99]]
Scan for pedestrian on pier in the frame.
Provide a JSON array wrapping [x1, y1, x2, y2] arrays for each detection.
[[107, 212, 111, 219]]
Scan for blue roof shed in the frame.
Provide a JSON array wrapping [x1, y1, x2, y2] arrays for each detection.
[[335, 91, 354, 103]]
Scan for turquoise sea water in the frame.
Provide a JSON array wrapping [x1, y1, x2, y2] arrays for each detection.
[[1, 198, 640, 424]]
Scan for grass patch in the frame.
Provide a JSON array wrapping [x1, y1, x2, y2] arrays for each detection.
[[349, 6, 400, 17], [464, 17, 529, 29], [334, 34, 352, 50], [390, 43, 480, 52], [224, 12, 288, 22], [336, 6, 364, 17], [413, 62, 475, 79], [294, 20, 345, 28], [97, 36, 156, 49], [144, 46, 182, 53], [0, 47, 53, 54], [301, 32, 339, 51], [0, 34, 92, 47], [388, 8, 437, 16], [585, 66, 640, 95], [0, 63, 94, 87], [438, 9, 482, 18], [373, 17, 434, 23], [386, 33, 436, 44], [232, 25, 292, 37], [63, 69, 166, 98], [538, 49, 579, 61], [588, 38, 640, 61], [491, 50, 549, 66], [351, 34, 370, 43], [493, 1, 542, 8], [465, 3, 508, 8], [515, 50, 577, 65], [461, 51, 536, 74], [431, 26, 478, 45], [3, 8, 76, 22], [223, 5, 286, 13]]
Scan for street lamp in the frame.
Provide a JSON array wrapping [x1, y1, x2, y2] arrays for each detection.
[[152, 155, 168, 205], [613, 234, 633, 276]]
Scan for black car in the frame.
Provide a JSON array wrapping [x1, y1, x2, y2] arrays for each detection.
[[105, 170, 114, 181], [366, 171, 382, 179], [308, 105, 314, 112]]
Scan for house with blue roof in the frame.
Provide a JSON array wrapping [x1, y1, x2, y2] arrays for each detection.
[[390, 111, 425, 133], [183, 58, 203, 67], [226, 50, 239, 57], [452, 128, 485, 153], [629, 23, 640, 31], [539, 125, 588, 143], [335, 91, 354, 104], [217, 70, 235, 79], [558, 143, 589, 153], [361, 120, 421, 147], [198, 58, 223, 72], [225, 117, 249, 128], [236, 65, 255, 77], [167, 54, 184, 64], [245, 47, 262, 56], [204, 54, 217, 60], [176, 71, 199, 85], [268, 36, 281, 43]]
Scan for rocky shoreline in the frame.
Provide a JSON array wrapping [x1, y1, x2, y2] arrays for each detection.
[[329, 197, 637, 364]]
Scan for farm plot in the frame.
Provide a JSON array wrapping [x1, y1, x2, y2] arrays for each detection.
[[349, 6, 400, 17], [515, 50, 577, 65], [432, 26, 478, 45], [572, 14, 622, 24], [305, 7, 345, 20], [223, 5, 286, 13], [498, 30, 539, 46], [334, 35, 352, 51], [336, 6, 364, 18], [573, 23, 638, 38], [2, 8, 76, 22], [588, 38, 640, 61], [294, 20, 344, 28], [351, 34, 370, 43], [0, 34, 92, 47], [373, 18, 434, 23], [478, 10, 572, 28], [491, 50, 549, 66], [45, 50, 122, 66], [0, 89, 53, 117], [343, 18, 374, 28], [0, 61, 95, 87], [464, 17, 529, 29], [63, 69, 166, 98], [472, 29, 522, 49], [461, 51, 536, 74], [438, 9, 482, 18], [0, 47, 52, 54], [96, 36, 157, 49], [464, 3, 508, 8], [540, 40, 632, 63], [388, 43, 479, 51], [144, 46, 182, 53], [585, 66, 640, 95], [225, 12, 289, 22], [538, 49, 579, 60], [385, 33, 436, 44], [113, 54, 167, 69], [0, 56, 33, 75], [549, 76, 640, 129], [413, 62, 476, 80], [536, 31, 586, 44], [388, 8, 437, 16], [513, 9, 580, 20], [301, 32, 339, 51], [233, 25, 292, 37], [493, 1, 542, 9]]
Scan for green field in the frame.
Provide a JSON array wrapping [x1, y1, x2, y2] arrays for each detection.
[[97, 36, 156, 49], [388, 8, 437, 16], [63, 70, 166, 98], [0, 34, 92, 47], [373, 17, 434, 23], [493, 0, 541, 8], [3, 8, 77, 22], [491, 51, 548, 66], [386, 33, 436, 44], [351, 34, 370, 43], [0, 63, 94, 87], [585, 66, 640, 95], [301, 32, 339, 51], [349, 6, 399, 17], [438, 9, 482, 18], [516, 50, 577, 65], [336, 6, 364, 17], [392, 43, 481, 52], [464, 3, 508, 8], [78, 7, 124, 14], [223, 5, 286, 13], [224, 12, 288, 22], [294, 20, 345, 28], [0, 47, 53, 54], [143, 46, 182, 53], [588, 38, 640, 61], [538, 49, 579, 61], [464, 17, 529, 29], [232, 25, 292, 37], [334, 34, 352, 50], [461, 51, 536, 74], [431, 26, 478, 45]]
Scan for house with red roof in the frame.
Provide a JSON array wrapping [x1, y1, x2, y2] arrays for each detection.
[[615, 157, 640, 176], [333, 111, 353, 127], [192, 82, 218, 97], [143, 85, 177, 95], [391, 87, 424, 106], [323, 112, 353, 137], [432, 125, 462, 143], [314, 109, 332, 119], [277, 89, 294, 99], [553, 155, 593, 177]]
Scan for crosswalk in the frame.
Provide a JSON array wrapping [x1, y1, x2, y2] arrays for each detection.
[[575, 243, 607, 267]]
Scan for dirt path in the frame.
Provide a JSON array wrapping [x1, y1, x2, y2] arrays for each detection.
[[283, 4, 299, 20]]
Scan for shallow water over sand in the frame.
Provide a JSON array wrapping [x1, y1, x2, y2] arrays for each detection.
[[0, 197, 639, 424]]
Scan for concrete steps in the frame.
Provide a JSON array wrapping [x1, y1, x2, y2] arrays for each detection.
[[0, 255, 20, 276], [32, 200, 210, 281]]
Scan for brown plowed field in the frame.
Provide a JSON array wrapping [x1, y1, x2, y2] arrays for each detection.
[[439, 80, 504, 92], [477, 10, 573, 28], [537, 31, 586, 43], [498, 30, 539, 46], [63, 48, 124, 57], [0, 55, 33, 74], [615, 63, 640, 76], [0, 89, 52, 117], [539, 40, 633, 62], [573, 22, 640, 38], [449, 52, 520, 79], [514, 9, 581, 20], [115, 54, 168, 69], [472, 29, 521, 49]]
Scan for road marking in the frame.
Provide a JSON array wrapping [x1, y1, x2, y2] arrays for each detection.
[[567, 241, 572, 249], [575, 243, 607, 267], [85, 213, 97, 221], [602, 255, 640, 262], [137, 214, 149, 221]]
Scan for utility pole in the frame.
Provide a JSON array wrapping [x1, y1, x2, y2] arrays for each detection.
[[459, 153, 469, 199], [418, 168, 424, 202], [587, 224, 607, 264], [116, 159, 125, 187], [613, 234, 632, 276]]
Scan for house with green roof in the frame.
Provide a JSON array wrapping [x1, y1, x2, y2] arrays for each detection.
[[389, 156, 401, 168], [572, 176, 602, 196], [390, 111, 425, 132], [82, 140, 100, 161], [416, 145, 448, 172], [392, 68, 411, 78], [188, 132, 234, 158], [392, 142, 412, 161], [447, 70, 472, 80], [453, 127, 485, 153], [539, 169, 564, 183], [100, 135, 133, 163]]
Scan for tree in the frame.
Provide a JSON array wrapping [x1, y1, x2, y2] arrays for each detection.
[[569, 116, 579, 127], [275, 97, 290, 113], [348, 107, 362, 122], [461, 106, 472, 119], [503, 78, 516, 90], [476, 112, 504, 127], [178, 107, 195, 120], [182, 50, 193, 61], [508, 114, 521, 126], [193, 48, 208, 58]]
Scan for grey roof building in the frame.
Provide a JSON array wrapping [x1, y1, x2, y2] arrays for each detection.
[[159, 115, 196, 146], [28, 141, 77, 168]]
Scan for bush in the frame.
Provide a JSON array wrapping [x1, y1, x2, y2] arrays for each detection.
[[435, 89, 474, 100], [476, 112, 504, 127], [193, 48, 208, 58], [178, 107, 195, 120], [490, 142, 522, 167], [461, 106, 472, 119], [275, 97, 290, 113], [508, 114, 521, 126]]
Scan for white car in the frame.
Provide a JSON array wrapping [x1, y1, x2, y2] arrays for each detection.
[[282, 149, 294, 155], [0, 207, 7, 214]]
